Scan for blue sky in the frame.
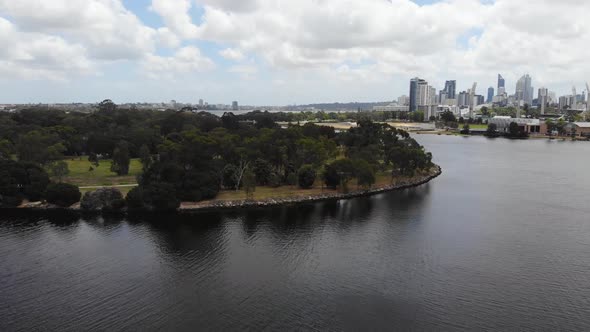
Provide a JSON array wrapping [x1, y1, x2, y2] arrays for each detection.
[[0, 0, 587, 105]]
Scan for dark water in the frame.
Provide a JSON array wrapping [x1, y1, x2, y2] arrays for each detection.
[[3, 135, 590, 331]]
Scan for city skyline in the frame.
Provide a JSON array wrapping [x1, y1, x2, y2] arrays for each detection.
[[1, 1, 590, 105]]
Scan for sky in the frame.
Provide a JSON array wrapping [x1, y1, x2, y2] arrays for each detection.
[[0, 0, 589, 105]]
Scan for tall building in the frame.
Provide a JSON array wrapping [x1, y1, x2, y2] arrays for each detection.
[[476, 95, 485, 105], [444, 80, 456, 99], [498, 74, 505, 91], [487, 87, 494, 103], [199, 99, 204, 107], [458, 91, 469, 107], [538, 88, 548, 115], [232, 101, 239, 111], [515, 74, 533, 106], [409, 77, 427, 112]]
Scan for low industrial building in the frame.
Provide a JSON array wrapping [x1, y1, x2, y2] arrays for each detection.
[[564, 122, 590, 138]]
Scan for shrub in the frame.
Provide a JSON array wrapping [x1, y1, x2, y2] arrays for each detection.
[[81, 188, 125, 212], [126, 183, 179, 211], [286, 172, 297, 186], [45, 183, 81, 207], [125, 186, 144, 210], [297, 165, 316, 189], [0, 160, 50, 207]]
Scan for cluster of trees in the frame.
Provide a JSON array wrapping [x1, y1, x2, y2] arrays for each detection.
[[237, 109, 425, 124], [0, 101, 434, 211]]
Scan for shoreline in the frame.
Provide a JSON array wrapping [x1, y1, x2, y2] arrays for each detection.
[[179, 165, 442, 212], [8, 166, 442, 215]]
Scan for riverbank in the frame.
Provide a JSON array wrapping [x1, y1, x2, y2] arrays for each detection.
[[13, 165, 442, 213], [179, 165, 442, 212]]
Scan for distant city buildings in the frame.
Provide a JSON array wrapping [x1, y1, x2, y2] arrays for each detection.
[[232, 101, 239, 111], [409, 77, 437, 120], [487, 87, 494, 103], [397, 95, 409, 106]]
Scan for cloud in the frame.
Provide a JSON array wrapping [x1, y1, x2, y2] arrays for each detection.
[[219, 48, 245, 61], [141, 46, 215, 79], [0, 18, 94, 80], [0, 0, 157, 60], [149, 0, 199, 39]]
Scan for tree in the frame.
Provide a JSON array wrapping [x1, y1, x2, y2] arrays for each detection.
[[80, 188, 125, 212], [440, 111, 457, 123], [45, 183, 81, 207], [242, 169, 256, 199], [460, 124, 470, 135], [98, 99, 117, 113], [141, 183, 180, 211], [48, 160, 69, 182], [17, 131, 65, 165], [139, 144, 152, 170], [297, 165, 316, 189], [0, 160, 50, 207], [253, 158, 273, 185], [111, 141, 130, 175], [88, 153, 100, 167], [485, 123, 498, 137], [0, 139, 14, 159], [354, 160, 375, 189]]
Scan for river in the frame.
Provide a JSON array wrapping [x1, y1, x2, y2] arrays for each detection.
[[2, 135, 590, 331]]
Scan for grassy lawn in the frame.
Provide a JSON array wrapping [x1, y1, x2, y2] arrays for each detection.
[[465, 124, 488, 130], [57, 158, 142, 187]]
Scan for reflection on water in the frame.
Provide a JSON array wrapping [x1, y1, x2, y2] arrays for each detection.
[[3, 136, 590, 330]]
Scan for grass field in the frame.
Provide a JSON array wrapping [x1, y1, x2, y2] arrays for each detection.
[[56, 158, 142, 193]]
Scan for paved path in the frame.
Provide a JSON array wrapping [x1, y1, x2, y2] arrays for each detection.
[[79, 184, 138, 189]]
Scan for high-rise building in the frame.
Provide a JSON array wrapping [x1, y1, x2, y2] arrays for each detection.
[[409, 77, 427, 112], [232, 101, 239, 111], [444, 80, 456, 99], [487, 87, 494, 103], [515, 74, 533, 106], [498, 74, 505, 91], [476, 95, 485, 106], [458, 91, 469, 107], [199, 99, 204, 107]]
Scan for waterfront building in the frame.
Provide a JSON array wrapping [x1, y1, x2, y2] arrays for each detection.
[[232, 101, 239, 111], [409, 77, 427, 112], [515, 74, 533, 106]]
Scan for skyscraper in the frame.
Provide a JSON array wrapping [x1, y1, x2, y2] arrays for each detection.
[[444, 80, 456, 99], [515, 74, 533, 106], [409, 77, 427, 112], [487, 87, 494, 103], [232, 101, 239, 111], [498, 74, 505, 91]]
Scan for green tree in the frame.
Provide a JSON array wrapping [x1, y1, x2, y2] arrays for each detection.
[[242, 169, 256, 199], [297, 165, 316, 189], [17, 131, 65, 165], [45, 183, 81, 207], [354, 160, 375, 189], [0, 139, 14, 159], [48, 160, 69, 182], [485, 123, 498, 137], [139, 144, 152, 170], [460, 124, 470, 135], [111, 141, 130, 175]]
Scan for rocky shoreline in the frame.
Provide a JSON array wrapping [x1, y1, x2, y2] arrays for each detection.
[[178, 165, 442, 212], [11, 165, 442, 214]]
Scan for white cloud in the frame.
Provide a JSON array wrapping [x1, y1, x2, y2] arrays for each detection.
[[0, 18, 94, 80], [219, 48, 245, 61], [141, 46, 215, 79], [0, 0, 157, 60], [149, 0, 199, 39], [149, 0, 590, 99]]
